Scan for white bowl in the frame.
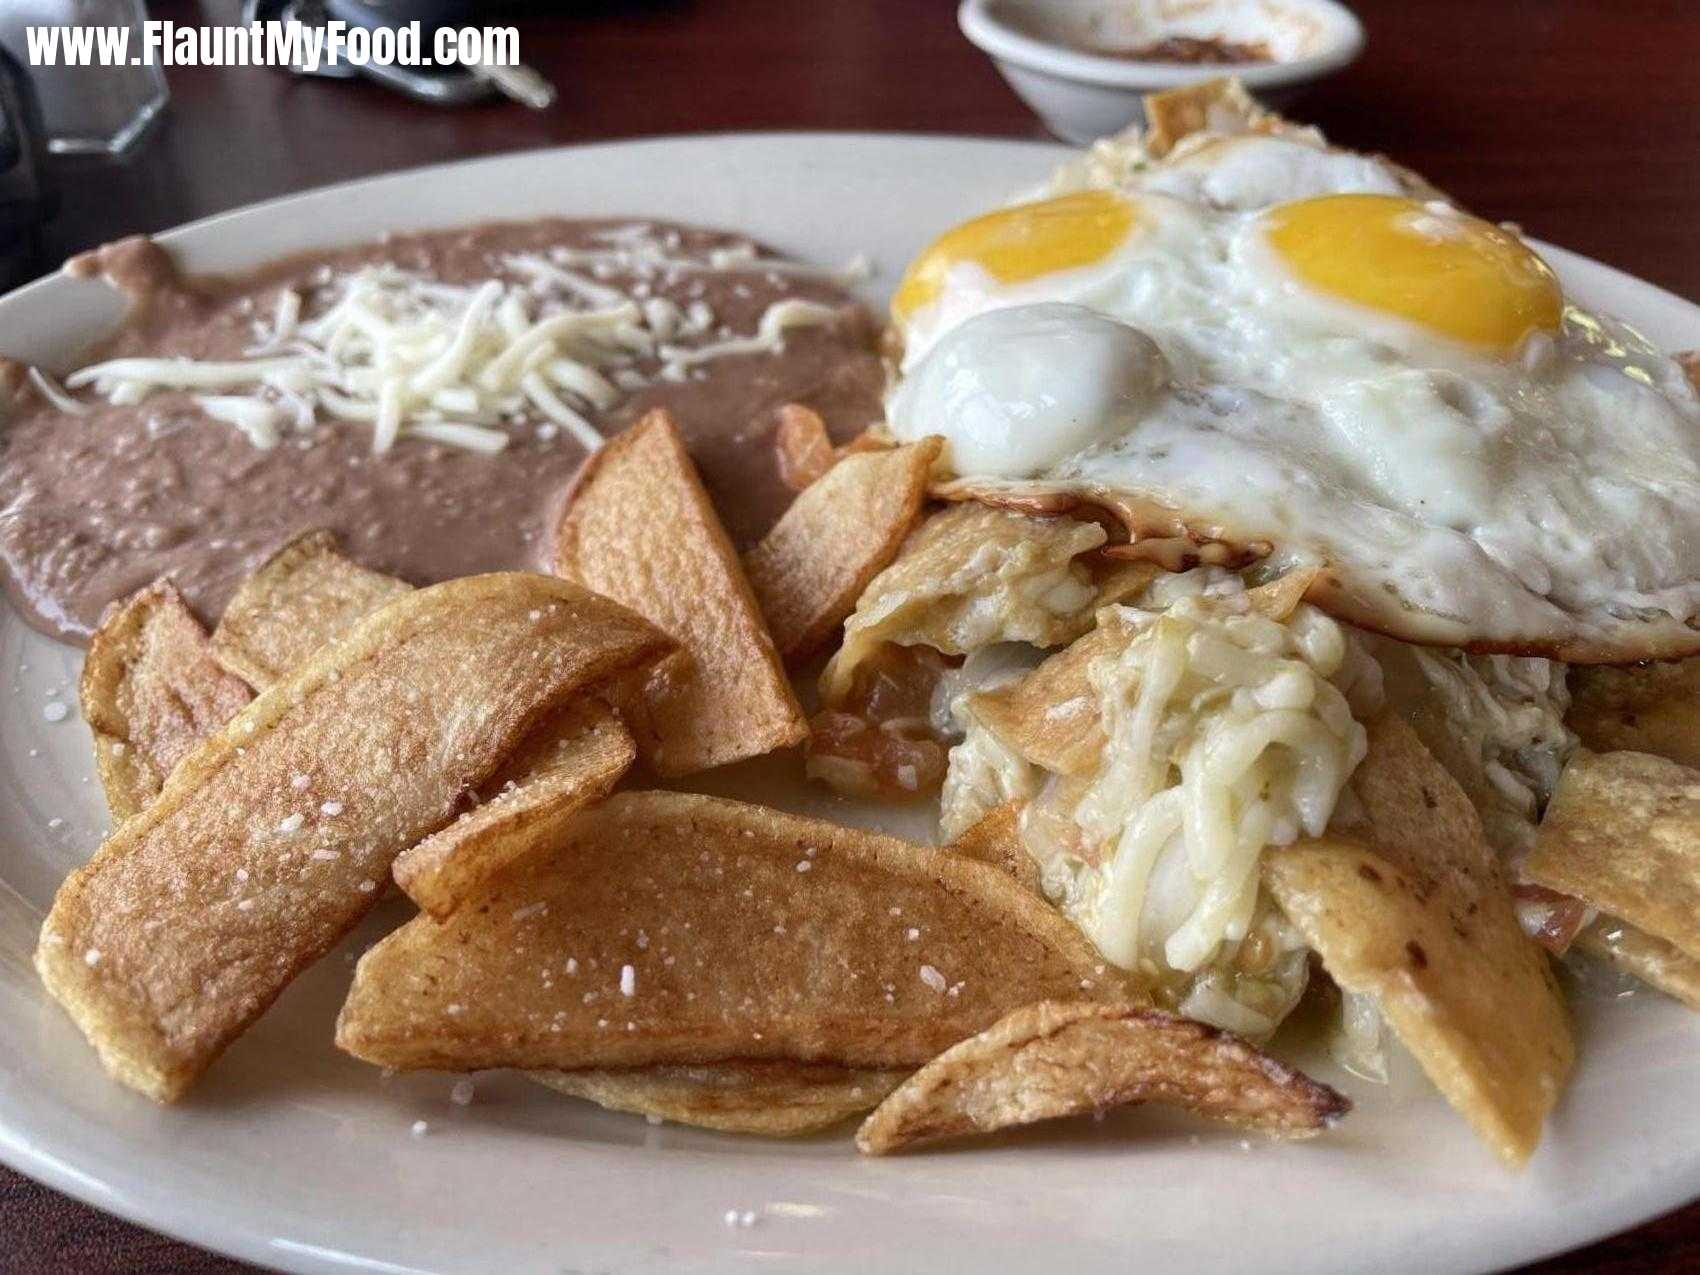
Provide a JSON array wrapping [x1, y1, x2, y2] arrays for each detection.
[[960, 0, 1365, 144]]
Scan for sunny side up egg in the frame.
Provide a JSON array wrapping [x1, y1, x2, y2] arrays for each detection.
[[885, 136, 1700, 662]]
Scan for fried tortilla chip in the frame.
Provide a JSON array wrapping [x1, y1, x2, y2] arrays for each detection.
[[1140, 80, 1442, 201], [1573, 916, 1700, 1011], [970, 571, 1315, 777], [36, 574, 670, 1102], [81, 581, 255, 823], [213, 535, 632, 915], [820, 502, 1138, 707], [746, 437, 942, 664], [336, 791, 1127, 1074], [970, 617, 1125, 777], [535, 1061, 908, 1136], [1527, 750, 1700, 970], [392, 699, 635, 920], [553, 409, 805, 776], [773, 403, 837, 493], [210, 530, 412, 688], [945, 801, 1040, 896], [856, 1001, 1348, 1154], [1567, 658, 1700, 769], [837, 426, 893, 458], [1264, 714, 1573, 1166], [941, 478, 1270, 576], [1143, 78, 1282, 158], [1245, 564, 1322, 623]]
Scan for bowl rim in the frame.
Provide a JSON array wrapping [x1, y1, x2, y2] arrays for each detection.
[[958, 0, 1365, 90]]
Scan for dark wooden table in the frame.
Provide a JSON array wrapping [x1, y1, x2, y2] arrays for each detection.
[[5, 0, 1699, 1270]]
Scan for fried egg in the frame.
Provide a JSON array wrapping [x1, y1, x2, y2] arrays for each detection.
[[886, 141, 1700, 662]]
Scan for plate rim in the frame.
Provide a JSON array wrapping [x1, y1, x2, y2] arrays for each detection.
[[2, 128, 1068, 306], [3, 129, 1699, 1275]]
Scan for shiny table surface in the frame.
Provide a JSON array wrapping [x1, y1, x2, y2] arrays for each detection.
[[6, 0, 1700, 1270]]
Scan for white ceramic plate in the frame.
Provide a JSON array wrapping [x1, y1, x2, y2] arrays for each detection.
[[3, 134, 1700, 1275]]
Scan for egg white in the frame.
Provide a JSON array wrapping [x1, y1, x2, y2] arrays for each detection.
[[888, 150, 1700, 661]]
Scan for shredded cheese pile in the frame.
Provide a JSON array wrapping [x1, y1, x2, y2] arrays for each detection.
[[53, 225, 860, 455], [1020, 592, 1368, 975]]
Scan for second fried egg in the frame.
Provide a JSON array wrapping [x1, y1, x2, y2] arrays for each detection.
[[886, 150, 1700, 662]]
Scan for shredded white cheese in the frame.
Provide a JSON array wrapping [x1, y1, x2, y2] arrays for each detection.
[[407, 421, 510, 454], [658, 299, 841, 374], [54, 230, 858, 456], [1054, 599, 1365, 973], [68, 355, 311, 392], [26, 366, 88, 416], [246, 288, 302, 354], [196, 395, 282, 450]]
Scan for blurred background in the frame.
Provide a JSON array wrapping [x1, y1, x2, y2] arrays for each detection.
[[0, 0, 1697, 298]]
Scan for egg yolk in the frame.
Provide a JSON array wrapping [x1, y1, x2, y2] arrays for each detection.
[[1262, 194, 1563, 352], [892, 189, 1138, 324]]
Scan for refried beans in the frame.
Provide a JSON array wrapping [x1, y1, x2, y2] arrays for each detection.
[[0, 218, 887, 643]]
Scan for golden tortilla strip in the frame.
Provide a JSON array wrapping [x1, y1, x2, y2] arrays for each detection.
[[773, 403, 838, 493], [745, 437, 942, 664], [945, 801, 1040, 896], [1140, 80, 1442, 200], [1264, 714, 1573, 1166], [1527, 749, 1700, 966], [1142, 78, 1285, 154], [81, 581, 255, 823], [941, 478, 1269, 577], [821, 502, 1148, 707], [336, 791, 1128, 1074], [1567, 659, 1700, 769], [1143, 78, 1281, 157], [36, 574, 670, 1102], [838, 426, 895, 457], [1573, 917, 1700, 1011], [970, 571, 1315, 776], [1245, 564, 1322, 622], [554, 409, 805, 776], [971, 617, 1125, 777], [534, 1061, 908, 1136], [393, 699, 635, 920], [856, 1001, 1348, 1154], [212, 534, 629, 913], [210, 530, 413, 688]]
